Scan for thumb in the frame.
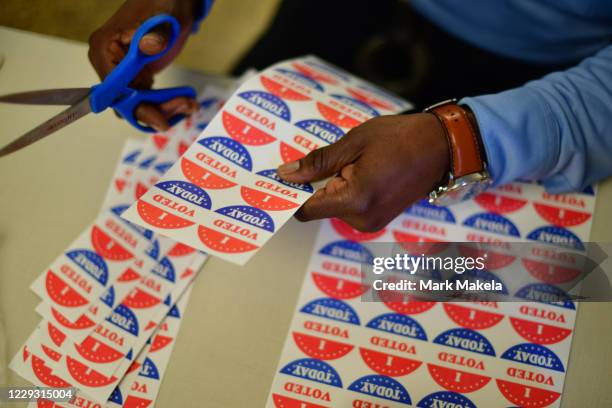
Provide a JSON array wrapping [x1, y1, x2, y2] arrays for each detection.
[[138, 25, 171, 56], [277, 137, 362, 184]]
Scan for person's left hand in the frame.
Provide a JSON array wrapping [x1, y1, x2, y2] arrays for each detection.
[[277, 113, 450, 232]]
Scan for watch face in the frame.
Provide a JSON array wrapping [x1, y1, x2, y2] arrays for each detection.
[[430, 174, 492, 207]]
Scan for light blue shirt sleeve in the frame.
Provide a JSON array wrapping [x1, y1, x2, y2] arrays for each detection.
[[462, 44, 612, 193]]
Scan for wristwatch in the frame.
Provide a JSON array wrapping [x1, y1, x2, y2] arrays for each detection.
[[424, 99, 492, 206]]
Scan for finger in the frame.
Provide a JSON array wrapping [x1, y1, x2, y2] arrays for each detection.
[[295, 165, 361, 221], [160, 97, 199, 116], [88, 31, 123, 79], [138, 25, 172, 56], [135, 103, 170, 131], [277, 135, 363, 184]]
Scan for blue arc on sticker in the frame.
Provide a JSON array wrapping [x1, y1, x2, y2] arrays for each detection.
[[300, 298, 360, 325], [256, 169, 314, 193], [108, 387, 123, 405], [515, 283, 575, 310], [139, 357, 160, 380], [366, 313, 427, 341], [152, 257, 175, 283], [463, 212, 520, 237], [348, 375, 411, 405], [99, 286, 115, 308], [294, 119, 344, 145], [198, 136, 253, 171], [501, 343, 565, 372], [433, 328, 496, 356], [155, 180, 212, 210], [122, 150, 140, 164], [106, 304, 139, 336], [145, 239, 160, 260], [405, 199, 456, 223], [319, 240, 374, 265], [238, 91, 291, 121], [66, 249, 109, 286], [216, 205, 275, 232], [417, 392, 476, 408], [280, 358, 342, 387], [526, 226, 584, 250]]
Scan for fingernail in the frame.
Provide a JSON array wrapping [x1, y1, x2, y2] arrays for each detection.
[[278, 161, 300, 175], [141, 34, 164, 51]]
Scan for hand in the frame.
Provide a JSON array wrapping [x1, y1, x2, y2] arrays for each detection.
[[88, 0, 200, 131], [277, 114, 450, 232]]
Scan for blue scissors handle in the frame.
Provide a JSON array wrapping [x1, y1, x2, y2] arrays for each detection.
[[113, 86, 196, 131], [89, 14, 197, 132]]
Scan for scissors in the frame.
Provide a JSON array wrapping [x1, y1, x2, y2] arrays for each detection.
[[0, 14, 196, 157]]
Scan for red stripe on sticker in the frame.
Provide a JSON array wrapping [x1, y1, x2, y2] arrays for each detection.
[[181, 157, 238, 190], [91, 225, 133, 261], [443, 304, 504, 330], [31, 355, 71, 388], [45, 270, 88, 308], [66, 356, 117, 387], [533, 202, 591, 227], [496, 379, 560, 408], [522, 258, 581, 284], [392, 230, 449, 255], [509, 317, 572, 345], [197, 225, 258, 253], [427, 363, 491, 393], [359, 347, 422, 377], [312, 273, 368, 299], [331, 218, 386, 241], [240, 186, 300, 211], [273, 393, 328, 408], [474, 192, 527, 214], [222, 110, 277, 145], [316, 102, 361, 128], [280, 142, 306, 164], [75, 336, 123, 363], [136, 200, 195, 229], [293, 332, 354, 360]]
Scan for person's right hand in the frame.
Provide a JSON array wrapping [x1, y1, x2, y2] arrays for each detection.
[[88, 0, 201, 131]]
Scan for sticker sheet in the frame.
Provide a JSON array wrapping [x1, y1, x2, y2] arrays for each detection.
[[122, 56, 412, 265], [11, 83, 232, 406], [266, 181, 596, 407], [24, 284, 193, 408]]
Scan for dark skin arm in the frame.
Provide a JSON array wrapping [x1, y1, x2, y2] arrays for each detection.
[[88, 0, 201, 131], [277, 113, 451, 232]]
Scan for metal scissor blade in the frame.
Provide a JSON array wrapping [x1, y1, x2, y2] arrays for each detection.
[[0, 97, 91, 157], [0, 88, 90, 106]]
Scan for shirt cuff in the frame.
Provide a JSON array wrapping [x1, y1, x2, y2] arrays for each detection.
[[460, 86, 559, 188]]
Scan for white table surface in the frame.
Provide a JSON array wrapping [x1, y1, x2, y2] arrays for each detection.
[[0, 26, 611, 408]]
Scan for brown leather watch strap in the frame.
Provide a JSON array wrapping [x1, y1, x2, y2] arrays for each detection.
[[430, 103, 484, 178]]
